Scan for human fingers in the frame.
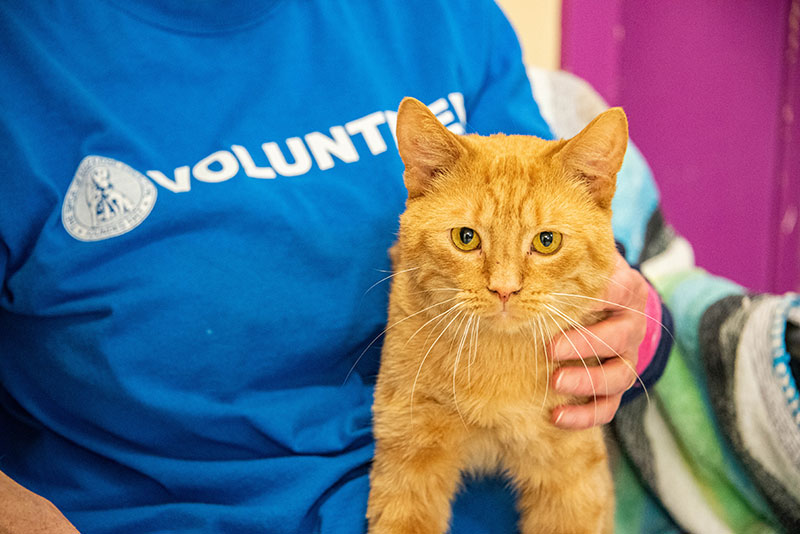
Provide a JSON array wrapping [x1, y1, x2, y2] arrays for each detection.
[[552, 357, 637, 398], [552, 394, 623, 429], [549, 312, 644, 365], [548, 254, 648, 361]]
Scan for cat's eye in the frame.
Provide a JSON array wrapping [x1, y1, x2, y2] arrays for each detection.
[[531, 231, 562, 255], [451, 227, 481, 251]]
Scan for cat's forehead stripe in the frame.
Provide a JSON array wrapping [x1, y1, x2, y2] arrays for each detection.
[[483, 154, 543, 220]]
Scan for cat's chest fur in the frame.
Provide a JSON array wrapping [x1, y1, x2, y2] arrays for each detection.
[[377, 293, 575, 438], [376, 301, 601, 479]]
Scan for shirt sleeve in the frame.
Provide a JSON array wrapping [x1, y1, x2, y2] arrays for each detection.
[[622, 281, 675, 404]]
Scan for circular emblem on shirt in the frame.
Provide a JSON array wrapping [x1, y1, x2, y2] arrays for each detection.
[[62, 155, 157, 241]]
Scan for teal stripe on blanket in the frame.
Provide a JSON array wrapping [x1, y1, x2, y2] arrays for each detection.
[[611, 141, 659, 265], [614, 445, 681, 534], [656, 269, 743, 377]]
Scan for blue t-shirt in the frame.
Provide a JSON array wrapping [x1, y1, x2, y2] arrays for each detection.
[[0, 1, 555, 532]]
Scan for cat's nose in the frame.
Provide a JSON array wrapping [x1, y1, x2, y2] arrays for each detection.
[[488, 285, 521, 303]]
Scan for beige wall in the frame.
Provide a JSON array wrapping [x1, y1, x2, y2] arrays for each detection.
[[495, 0, 562, 70]]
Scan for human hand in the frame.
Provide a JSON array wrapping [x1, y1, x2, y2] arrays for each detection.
[[0, 470, 80, 533], [549, 254, 650, 430]]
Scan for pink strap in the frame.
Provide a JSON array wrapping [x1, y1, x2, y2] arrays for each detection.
[[636, 283, 663, 376]]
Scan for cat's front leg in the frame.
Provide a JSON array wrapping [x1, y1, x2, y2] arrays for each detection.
[[507, 430, 614, 534], [367, 399, 468, 534]]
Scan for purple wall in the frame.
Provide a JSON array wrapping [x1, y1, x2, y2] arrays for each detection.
[[562, 0, 800, 293]]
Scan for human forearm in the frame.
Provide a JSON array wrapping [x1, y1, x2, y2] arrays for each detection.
[[0, 470, 79, 533]]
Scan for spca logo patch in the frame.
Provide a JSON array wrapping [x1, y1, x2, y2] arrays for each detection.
[[62, 156, 157, 241]]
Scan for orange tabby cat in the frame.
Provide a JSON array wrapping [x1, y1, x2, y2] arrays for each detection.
[[366, 98, 628, 534]]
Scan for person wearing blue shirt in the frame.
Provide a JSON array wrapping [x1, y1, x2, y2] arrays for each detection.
[[0, 1, 670, 532]]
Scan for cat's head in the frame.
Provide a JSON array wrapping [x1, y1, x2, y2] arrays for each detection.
[[393, 97, 628, 334]]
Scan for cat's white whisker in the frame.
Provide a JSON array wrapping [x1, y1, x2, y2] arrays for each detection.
[[404, 300, 468, 348], [468, 316, 480, 389], [418, 300, 472, 354], [544, 309, 599, 427], [447, 310, 471, 355], [425, 288, 463, 293], [546, 303, 650, 405], [410, 308, 466, 421], [545, 304, 609, 400], [528, 319, 541, 402], [535, 314, 551, 412], [451, 314, 473, 429], [363, 266, 420, 295], [344, 296, 461, 384], [405, 287, 463, 298], [467, 316, 475, 389], [549, 292, 675, 343]]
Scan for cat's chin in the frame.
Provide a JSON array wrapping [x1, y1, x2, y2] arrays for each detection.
[[482, 310, 531, 335]]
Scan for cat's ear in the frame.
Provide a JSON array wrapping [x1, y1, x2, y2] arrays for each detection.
[[396, 97, 467, 198], [559, 107, 628, 209]]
